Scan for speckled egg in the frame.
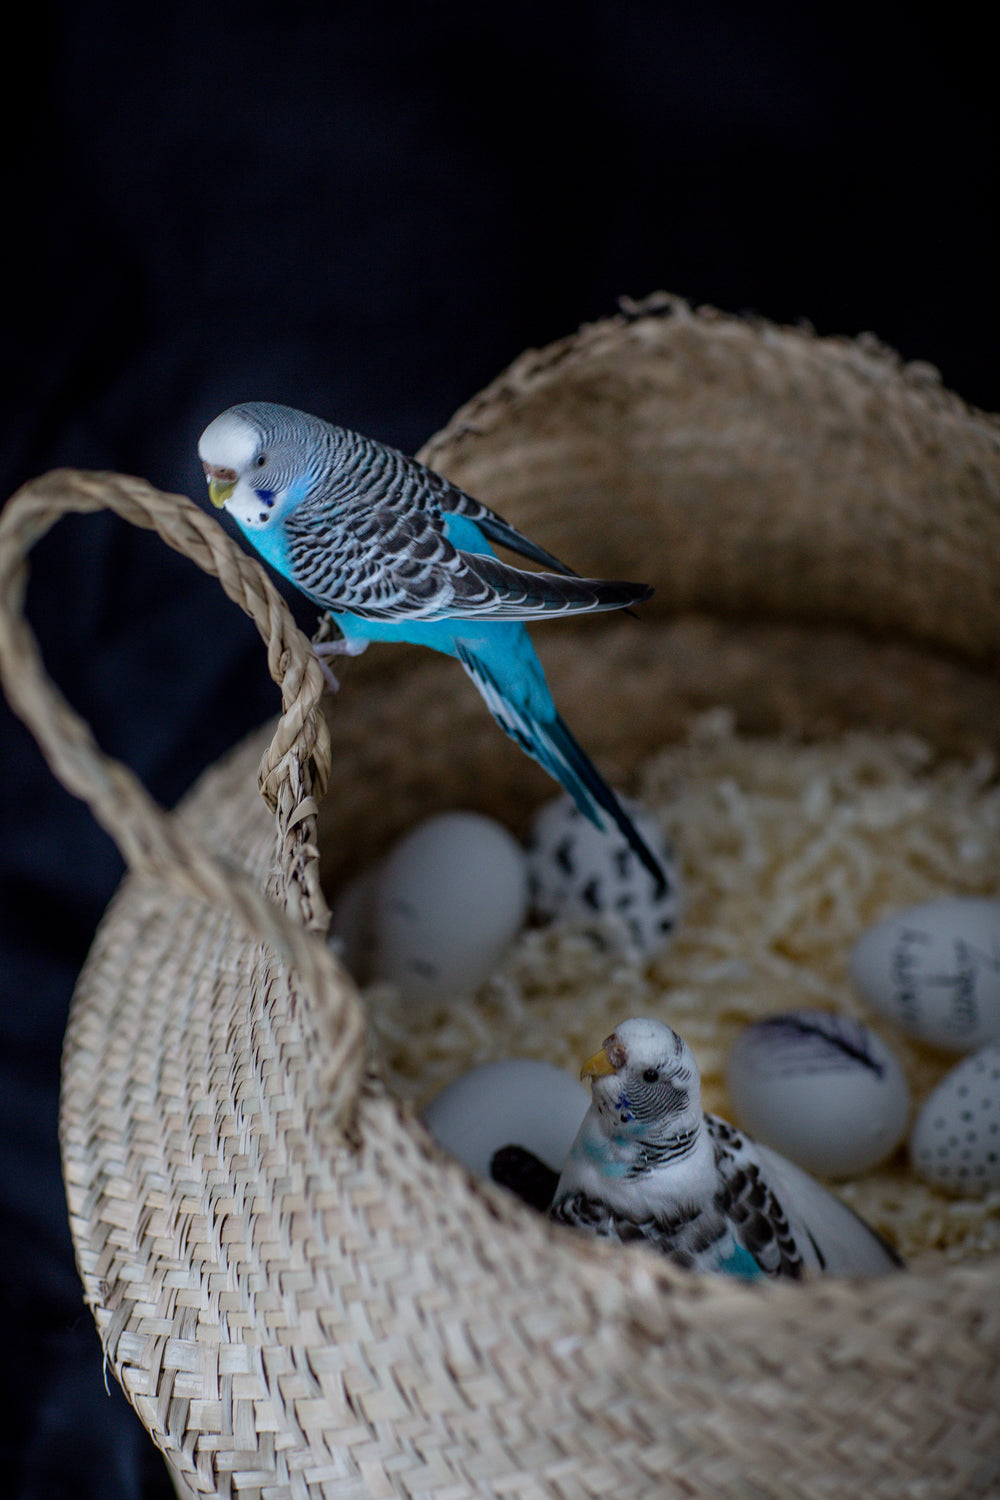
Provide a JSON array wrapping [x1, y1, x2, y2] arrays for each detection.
[[726, 1009, 911, 1178], [850, 896, 1000, 1052], [368, 811, 529, 1006], [909, 1042, 1000, 1196], [421, 1058, 589, 1181], [524, 794, 682, 957]]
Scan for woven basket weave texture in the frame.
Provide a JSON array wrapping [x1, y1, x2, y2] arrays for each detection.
[[1, 297, 998, 1500]]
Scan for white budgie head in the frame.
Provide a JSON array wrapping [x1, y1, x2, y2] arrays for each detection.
[[581, 1017, 703, 1141], [198, 402, 332, 533]]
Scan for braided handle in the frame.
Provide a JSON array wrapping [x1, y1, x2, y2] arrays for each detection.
[[0, 468, 365, 1130]]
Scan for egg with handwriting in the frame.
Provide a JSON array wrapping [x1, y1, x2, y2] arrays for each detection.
[[850, 896, 1000, 1052], [909, 1042, 1000, 1195], [369, 811, 528, 1006], [421, 1059, 589, 1182], [525, 793, 682, 957], [726, 1009, 910, 1178]]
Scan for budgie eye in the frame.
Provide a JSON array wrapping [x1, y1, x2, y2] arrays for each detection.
[[642, 1068, 660, 1083], [255, 453, 267, 467]]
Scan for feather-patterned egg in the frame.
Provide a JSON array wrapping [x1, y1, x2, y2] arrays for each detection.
[[421, 1059, 589, 1182], [726, 1009, 910, 1178], [367, 811, 529, 1006], [909, 1042, 1000, 1196], [850, 896, 1000, 1052], [525, 794, 682, 957]]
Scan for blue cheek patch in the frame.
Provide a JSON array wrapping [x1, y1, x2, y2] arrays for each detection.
[[245, 475, 312, 540], [614, 1091, 634, 1123]]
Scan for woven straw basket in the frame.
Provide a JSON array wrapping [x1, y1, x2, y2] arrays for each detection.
[[2, 296, 1000, 1499]]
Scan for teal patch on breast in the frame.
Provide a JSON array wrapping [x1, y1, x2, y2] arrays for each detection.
[[239, 515, 290, 576], [715, 1242, 764, 1280], [570, 1132, 631, 1179]]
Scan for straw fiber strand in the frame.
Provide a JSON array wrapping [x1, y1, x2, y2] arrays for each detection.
[[2, 301, 999, 1497], [0, 470, 365, 1133]]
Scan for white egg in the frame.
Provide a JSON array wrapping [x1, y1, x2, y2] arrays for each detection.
[[421, 1058, 589, 1181], [909, 1042, 1000, 1196], [369, 811, 528, 1006], [726, 1009, 911, 1178], [525, 794, 682, 958], [850, 896, 1000, 1052]]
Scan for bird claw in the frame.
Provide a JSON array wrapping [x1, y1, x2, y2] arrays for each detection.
[[312, 634, 369, 694], [313, 652, 342, 693]]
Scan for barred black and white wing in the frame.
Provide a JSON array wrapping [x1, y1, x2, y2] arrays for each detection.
[[708, 1117, 903, 1277], [284, 427, 650, 621]]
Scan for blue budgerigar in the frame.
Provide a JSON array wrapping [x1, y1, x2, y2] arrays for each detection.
[[549, 1017, 904, 1278], [198, 401, 667, 891]]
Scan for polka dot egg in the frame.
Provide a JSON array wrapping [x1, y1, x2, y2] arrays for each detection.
[[525, 794, 682, 958], [909, 1042, 1000, 1196]]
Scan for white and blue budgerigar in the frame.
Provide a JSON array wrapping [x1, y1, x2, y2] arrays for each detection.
[[198, 401, 666, 891], [549, 1017, 904, 1278]]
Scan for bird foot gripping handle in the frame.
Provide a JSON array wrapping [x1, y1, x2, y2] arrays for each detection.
[[0, 468, 365, 1132]]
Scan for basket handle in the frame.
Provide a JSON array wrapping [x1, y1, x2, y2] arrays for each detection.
[[0, 468, 365, 1131]]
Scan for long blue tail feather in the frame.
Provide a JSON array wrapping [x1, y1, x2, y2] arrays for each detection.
[[543, 712, 667, 895], [454, 638, 667, 896]]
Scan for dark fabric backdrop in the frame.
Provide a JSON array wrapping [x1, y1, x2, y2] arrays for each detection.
[[2, 6, 996, 1495]]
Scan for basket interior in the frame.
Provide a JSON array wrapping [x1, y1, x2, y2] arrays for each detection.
[[316, 610, 1000, 890], [316, 308, 1000, 883], [309, 309, 1000, 1273]]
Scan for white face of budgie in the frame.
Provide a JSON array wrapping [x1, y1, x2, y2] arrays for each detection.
[[582, 1017, 704, 1141], [198, 404, 308, 534]]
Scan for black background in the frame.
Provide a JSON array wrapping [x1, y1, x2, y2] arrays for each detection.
[[2, 6, 996, 1494]]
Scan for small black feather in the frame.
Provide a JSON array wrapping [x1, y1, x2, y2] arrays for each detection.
[[490, 1145, 560, 1212]]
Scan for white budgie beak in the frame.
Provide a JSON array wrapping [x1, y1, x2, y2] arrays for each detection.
[[203, 463, 237, 508]]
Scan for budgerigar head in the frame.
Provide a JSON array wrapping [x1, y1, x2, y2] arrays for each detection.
[[198, 401, 331, 532], [581, 1017, 703, 1139]]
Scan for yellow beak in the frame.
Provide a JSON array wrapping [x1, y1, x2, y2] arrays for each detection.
[[580, 1046, 617, 1081], [207, 476, 235, 508]]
